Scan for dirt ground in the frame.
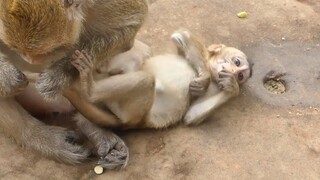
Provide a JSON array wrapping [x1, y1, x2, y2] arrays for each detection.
[[1, 0, 320, 179]]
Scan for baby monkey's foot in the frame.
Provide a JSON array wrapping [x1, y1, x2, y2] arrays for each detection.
[[170, 30, 191, 50], [71, 50, 94, 79]]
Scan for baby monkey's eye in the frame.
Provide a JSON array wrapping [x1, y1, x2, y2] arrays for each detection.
[[233, 57, 241, 67], [238, 72, 244, 81], [64, 0, 73, 7]]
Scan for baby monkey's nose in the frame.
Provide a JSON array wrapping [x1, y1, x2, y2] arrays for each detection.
[[221, 63, 236, 73]]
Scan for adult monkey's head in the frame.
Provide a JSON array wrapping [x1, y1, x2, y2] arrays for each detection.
[[0, 0, 86, 64]]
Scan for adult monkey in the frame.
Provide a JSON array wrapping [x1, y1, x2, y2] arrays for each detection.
[[0, 0, 148, 168]]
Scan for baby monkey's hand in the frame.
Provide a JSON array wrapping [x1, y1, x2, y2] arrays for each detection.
[[218, 69, 239, 97], [189, 74, 210, 97]]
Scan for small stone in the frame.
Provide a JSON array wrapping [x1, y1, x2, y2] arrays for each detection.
[[162, 162, 173, 169], [281, 37, 286, 40], [276, 115, 280, 118], [237, 11, 248, 18], [307, 139, 320, 154], [94, 165, 104, 175]]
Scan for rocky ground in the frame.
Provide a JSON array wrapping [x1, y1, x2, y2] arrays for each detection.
[[0, 0, 320, 179]]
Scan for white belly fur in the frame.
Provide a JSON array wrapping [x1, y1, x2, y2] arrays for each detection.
[[143, 54, 196, 127]]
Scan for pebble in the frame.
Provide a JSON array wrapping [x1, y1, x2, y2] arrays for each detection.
[[237, 11, 248, 18], [94, 165, 104, 175]]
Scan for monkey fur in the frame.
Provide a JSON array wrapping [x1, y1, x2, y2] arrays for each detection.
[[0, 0, 148, 168], [0, 0, 148, 100], [14, 31, 250, 168], [67, 29, 251, 129]]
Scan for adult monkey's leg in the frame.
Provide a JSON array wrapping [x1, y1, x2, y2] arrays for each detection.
[[0, 98, 90, 164]]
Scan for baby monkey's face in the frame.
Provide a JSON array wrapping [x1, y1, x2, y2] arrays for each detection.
[[208, 45, 251, 84]]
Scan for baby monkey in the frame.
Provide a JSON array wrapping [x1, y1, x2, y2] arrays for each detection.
[[68, 29, 251, 130]]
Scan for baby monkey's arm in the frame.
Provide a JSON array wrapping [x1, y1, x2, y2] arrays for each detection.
[[183, 69, 238, 125], [171, 30, 211, 97]]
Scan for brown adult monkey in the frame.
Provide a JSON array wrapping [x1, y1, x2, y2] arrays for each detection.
[[0, 0, 148, 167], [16, 40, 151, 169], [0, 65, 131, 170], [0, 0, 148, 100], [68, 29, 251, 130]]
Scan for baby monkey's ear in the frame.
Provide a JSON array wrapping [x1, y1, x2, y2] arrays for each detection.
[[207, 44, 226, 56]]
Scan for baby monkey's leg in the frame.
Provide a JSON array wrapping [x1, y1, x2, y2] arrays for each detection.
[[71, 50, 94, 100], [71, 50, 153, 102], [171, 30, 211, 97], [68, 49, 155, 124], [64, 50, 120, 127], [69, 50, 154, 127]]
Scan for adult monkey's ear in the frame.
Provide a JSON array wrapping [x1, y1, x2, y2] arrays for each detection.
[[207, 44, 226, 56], [63, 0, 89, 8], [63, 0, 86, 21], [64, 0, 74, 8]]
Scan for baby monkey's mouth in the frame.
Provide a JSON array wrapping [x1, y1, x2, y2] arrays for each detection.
[[209, 59, 232, 81]]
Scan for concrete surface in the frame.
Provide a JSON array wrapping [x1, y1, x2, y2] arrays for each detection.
[[1, 0, 320, 179]]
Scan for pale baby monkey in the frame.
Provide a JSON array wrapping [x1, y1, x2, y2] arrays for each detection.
[[68, 29, 251, 129]]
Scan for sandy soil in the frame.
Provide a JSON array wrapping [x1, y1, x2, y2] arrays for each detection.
[[1, 0, 320, 179]]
